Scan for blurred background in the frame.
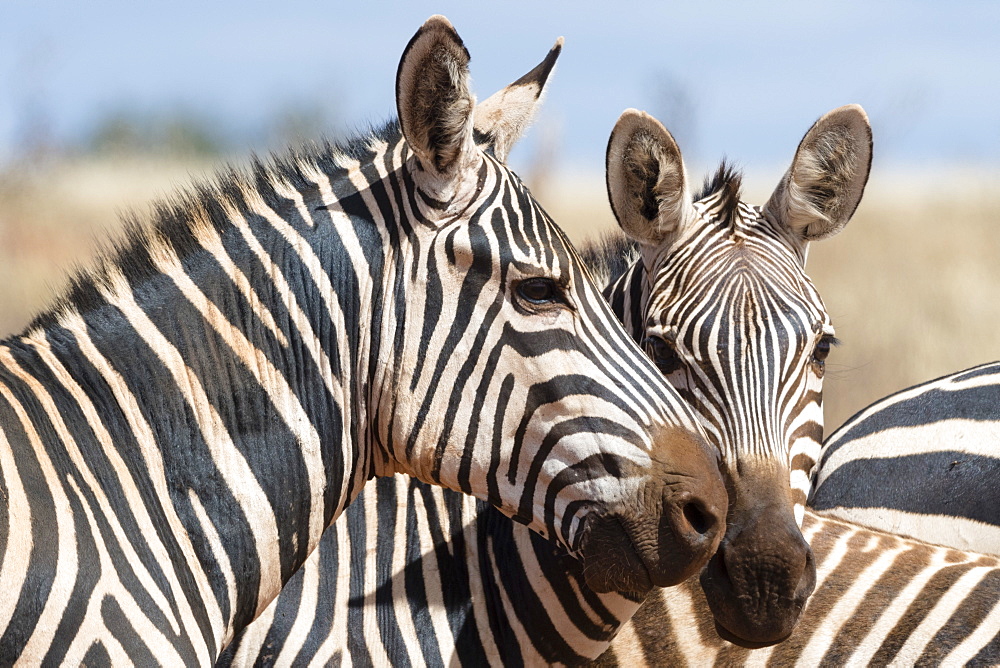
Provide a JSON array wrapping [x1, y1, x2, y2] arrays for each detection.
[[1, 1, 999, 433]]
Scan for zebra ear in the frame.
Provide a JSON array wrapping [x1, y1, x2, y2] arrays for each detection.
[[396, 15, 477, 179], [765, 104, 872, 241], [606, 109, 695, 247], [473, 38, 563, 164]]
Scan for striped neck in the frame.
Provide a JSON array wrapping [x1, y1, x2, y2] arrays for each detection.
[[6, 127, 410, 650]]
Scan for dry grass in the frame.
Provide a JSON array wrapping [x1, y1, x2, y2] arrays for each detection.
[[0, 156, 215, 334], [2, 157, 998, 434], [803, 170, 1000, 432]]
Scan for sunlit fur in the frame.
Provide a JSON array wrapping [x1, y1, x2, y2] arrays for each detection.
[[215, 176, 839, 664], [215, 156, 1000, 662], [216, 123, 870, 661]]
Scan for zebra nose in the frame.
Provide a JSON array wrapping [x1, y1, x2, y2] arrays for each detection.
[[649, 486, 726, 587], [699, 495, 817, 646], [680, 493, 723, 538]]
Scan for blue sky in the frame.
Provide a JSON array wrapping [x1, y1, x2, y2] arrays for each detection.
[[2, 1, 998, 175]]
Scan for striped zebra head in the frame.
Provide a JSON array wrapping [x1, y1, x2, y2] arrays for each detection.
[[381, 17, 728, 594], [605, 107, 871, 644]]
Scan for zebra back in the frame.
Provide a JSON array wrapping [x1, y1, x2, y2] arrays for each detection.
[[811, 360, 1000, 555], [597, 510, 1000, 666]]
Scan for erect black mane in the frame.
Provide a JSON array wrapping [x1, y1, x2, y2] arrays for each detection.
[[692, 160, 743, 227], [25, 120, 403, 335], [579, 231, 639, 288]]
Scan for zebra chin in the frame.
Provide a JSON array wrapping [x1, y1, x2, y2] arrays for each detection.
[[576, 472, 727, 594]]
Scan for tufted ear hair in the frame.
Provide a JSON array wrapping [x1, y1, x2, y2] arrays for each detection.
[[764, 104, 873, 242], [473, 38, 563, 164], [606, 109, 696, 247], [396, 15, 477, 179]]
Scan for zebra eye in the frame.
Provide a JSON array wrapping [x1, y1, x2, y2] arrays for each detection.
[[516, 278, 561, 305], [812, 336, 838, 365], [644, 336, 683, 375]]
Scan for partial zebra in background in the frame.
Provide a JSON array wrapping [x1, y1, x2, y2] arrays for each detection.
[[597, 510, 1000, 666], [221, 474, 648, 666], [811, 360, 1000, 555], [220, 104, 874, 664], [0, 17, 730, 664]]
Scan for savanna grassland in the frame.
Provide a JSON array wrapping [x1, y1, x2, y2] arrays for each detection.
[[1, 156, 998, 434]]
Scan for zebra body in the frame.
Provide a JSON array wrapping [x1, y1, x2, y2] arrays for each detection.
[[0, 18, 730, 663], [220, 474, 639, 666], [220, 105, 875, 664], [221, 483, 1000, 666], [597, 510, 1000, 667], [811, 360, 1000, 555]]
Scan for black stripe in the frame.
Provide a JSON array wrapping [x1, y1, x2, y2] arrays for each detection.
[[810, 451, 1000, 525], [374, 477, 411, 666], [344, 490, 373, 667], [0, 369, 64, 661], [294, 525, 342, 665], [102, 595, 160, 666], [403, 481, 446, 667]]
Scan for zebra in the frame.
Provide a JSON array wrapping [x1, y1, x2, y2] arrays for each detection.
[[223, 486, 1000, 667], [598, 105, 871, 645], [810, 360, 1000, 555], [0, 17, 731, 664], [595, 510, 1000, 666], [218, 103, 874, 664]]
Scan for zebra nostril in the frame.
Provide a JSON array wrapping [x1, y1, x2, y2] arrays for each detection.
[[684, 501, 715, 535]]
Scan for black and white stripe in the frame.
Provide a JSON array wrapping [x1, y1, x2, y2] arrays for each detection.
[[600, 106, 872, 644], [0, 18, 729, 663], [220, 474, 647, 666], [597, 511, 1000, 666], [217, 106, 878, 663], [811, 360, 1000, 555], [223, 482, 1000, 665]]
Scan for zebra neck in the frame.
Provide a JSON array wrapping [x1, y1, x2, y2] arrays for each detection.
[[0, 159, 401, 648]]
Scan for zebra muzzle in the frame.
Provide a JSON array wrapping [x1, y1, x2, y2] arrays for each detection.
[[577, 464, 726, 594], [699, 478, 817, 647]]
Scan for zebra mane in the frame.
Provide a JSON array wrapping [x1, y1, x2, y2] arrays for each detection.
[[693, 160, 743, 228], [579, 231, 640, 288], [26, 121, 403, 335]]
